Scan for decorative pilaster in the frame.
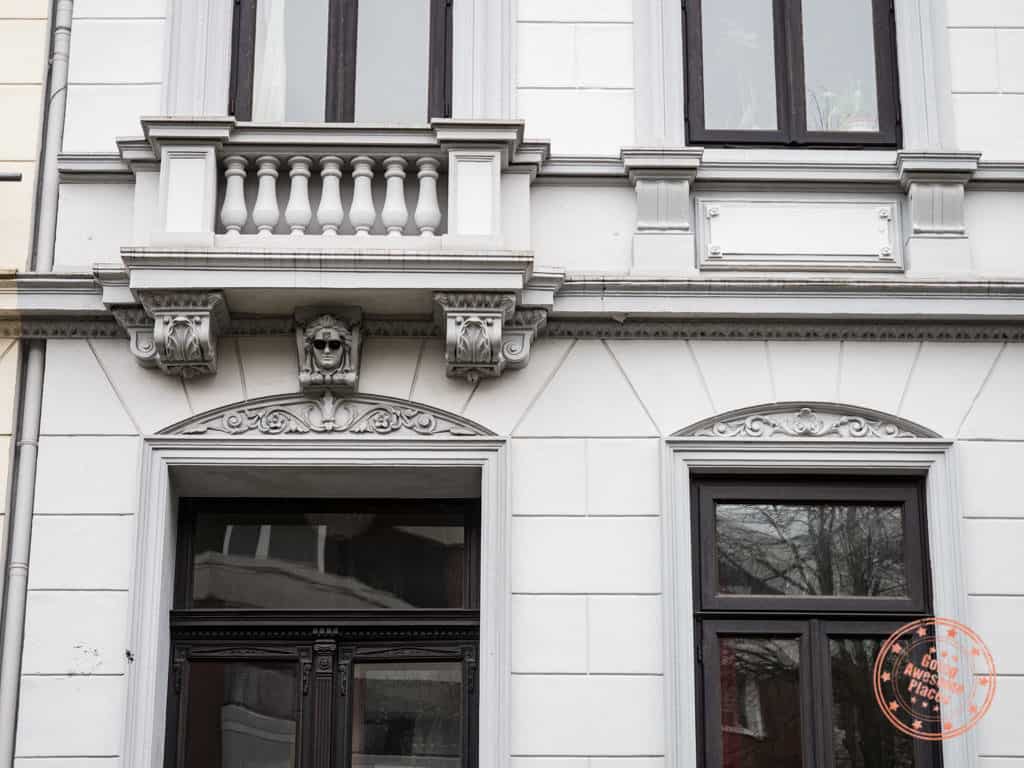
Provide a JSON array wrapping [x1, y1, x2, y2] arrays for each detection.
[[621, 147, 703, 275], [897, 151, 980, 276], [435, 293, 516, 382], [137, 291, 230, 377]]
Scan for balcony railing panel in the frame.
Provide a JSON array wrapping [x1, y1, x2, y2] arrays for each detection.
[[217, 153, 449, 238]]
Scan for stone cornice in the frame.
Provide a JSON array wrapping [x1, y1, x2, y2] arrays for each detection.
[[6, 273, 1024, 340]]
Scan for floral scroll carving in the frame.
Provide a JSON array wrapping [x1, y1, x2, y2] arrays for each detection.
[[160, 392, 494, 437], [677, 403, 939, 439]]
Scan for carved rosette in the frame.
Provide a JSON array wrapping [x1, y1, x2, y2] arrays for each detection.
[[295, 307, 363, 392], [435, 293, 547, 382], [131, 291, 230, 378]]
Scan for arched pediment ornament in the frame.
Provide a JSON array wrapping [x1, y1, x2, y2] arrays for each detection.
[[159, 391, 494, 437], [675, 402, 940, 439]]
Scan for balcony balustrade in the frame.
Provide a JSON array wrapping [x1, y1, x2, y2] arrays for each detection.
[[122, 118, 546, 250], [220, 153, 446, 238]]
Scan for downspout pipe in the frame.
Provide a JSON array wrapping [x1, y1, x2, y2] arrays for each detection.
[[0, 343, 44, 766], [32, 0, 73, 273], [0, 0, 72, 763]]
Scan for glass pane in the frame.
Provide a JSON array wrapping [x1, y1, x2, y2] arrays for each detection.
[[355, 0, 431, 123], [185, 661, 298, 768], [719, 637, 802, 768], [831, 638, 918, 768], [701, 0, 778, 130], [802, 0, 880, 131], [253, 0, 330, 121], [191, 502, 472, 609], [351, 662, 463, 768], [715, 502, 907, 597]]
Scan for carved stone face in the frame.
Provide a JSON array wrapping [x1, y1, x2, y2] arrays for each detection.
[[311, 327, 345, 372]]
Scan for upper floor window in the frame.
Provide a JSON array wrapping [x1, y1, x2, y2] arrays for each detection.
[[684, 0, 900, 146], [231, 0, 453, 123]]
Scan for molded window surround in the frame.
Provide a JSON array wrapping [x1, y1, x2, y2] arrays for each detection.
[[661, 440, 973, 768], [122, 440, 508, 768]]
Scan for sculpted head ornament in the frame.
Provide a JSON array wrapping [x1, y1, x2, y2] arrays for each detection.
[[295, 308, 362, 391]]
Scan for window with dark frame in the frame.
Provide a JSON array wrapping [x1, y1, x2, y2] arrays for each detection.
[[692, 477, 941, 768], [167, 497, 480, 768], [230, 0, 453, 123], [684, 0, 901, 147]]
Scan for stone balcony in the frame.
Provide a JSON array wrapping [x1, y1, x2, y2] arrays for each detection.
[[77, 118, 562, 380]]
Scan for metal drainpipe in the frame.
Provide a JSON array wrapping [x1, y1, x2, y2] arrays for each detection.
[[0, 0, 72, 763]]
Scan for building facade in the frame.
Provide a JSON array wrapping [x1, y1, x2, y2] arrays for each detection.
[[0, 0, 1023, 767]]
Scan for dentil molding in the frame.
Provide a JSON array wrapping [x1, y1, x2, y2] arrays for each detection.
[[677, 403, 940, 439]]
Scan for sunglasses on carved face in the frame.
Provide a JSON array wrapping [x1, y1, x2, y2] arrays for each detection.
[[313, 339, 343, 351]]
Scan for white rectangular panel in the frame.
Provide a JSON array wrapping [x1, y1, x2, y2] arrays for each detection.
[[696, 195, 902, 271]]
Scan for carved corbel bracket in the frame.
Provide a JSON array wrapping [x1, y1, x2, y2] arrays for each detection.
[[133, 291, 230, 378], [897, 151, 981, 237], [621, 147, 704, 232], [435, 293, 518, 382]]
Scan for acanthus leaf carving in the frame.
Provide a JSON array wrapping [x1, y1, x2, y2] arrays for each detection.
[[161, 391, 494, 437], [678, 404, 938, 439], [127, 291, 230, 378], [435, 293, 546, 381]]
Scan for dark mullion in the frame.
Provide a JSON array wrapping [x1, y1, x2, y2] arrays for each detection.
[[231, 0, 258, 121], [797, 627, 817, 768], [873, 0, 902, 146], [328, 0, 358, 122], [808, 619, 829, 768], [428, 0, 453, 118], [775, 0, 798, 142]]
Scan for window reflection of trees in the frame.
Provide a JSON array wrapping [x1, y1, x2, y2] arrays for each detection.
[[720, 637, 802, 767], [830, 639, 916, 768], [715, 503, 907, 597]]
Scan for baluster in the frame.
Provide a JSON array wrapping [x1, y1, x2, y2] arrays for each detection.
[[349, 156, 376, 236], [220, 155, 249, 236], [284, 156, 313, 236], [252, 156, 281, 236], [414, 157, 442, 236], [317, 156, 344, 236], [381, 157, 409, 236]]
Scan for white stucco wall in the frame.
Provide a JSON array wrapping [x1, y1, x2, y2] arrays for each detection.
[[61, 0, 165, 154], [947, 0, 1024, 158], [14, 336, 1024, 764], [515, 0, 635, 154]]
